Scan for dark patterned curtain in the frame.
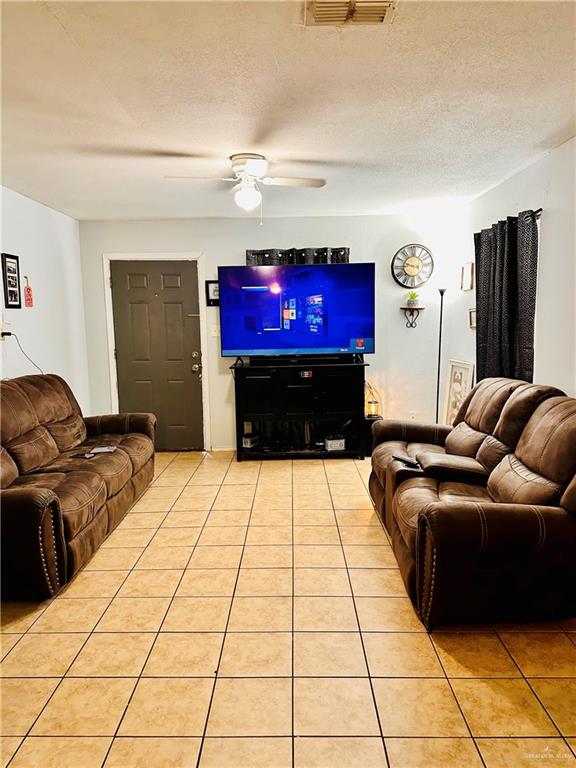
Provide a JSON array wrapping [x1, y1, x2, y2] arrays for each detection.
[[475, 210, 539, 381], [246, 247, 349, 265]]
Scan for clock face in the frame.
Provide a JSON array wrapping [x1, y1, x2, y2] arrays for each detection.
[[391, 244, 434, 288]]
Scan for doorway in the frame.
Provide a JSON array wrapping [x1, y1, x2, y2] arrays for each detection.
[[107, 256, 206, 451]]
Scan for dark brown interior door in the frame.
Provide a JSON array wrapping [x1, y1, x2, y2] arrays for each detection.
[[111, 259, 203, 451]]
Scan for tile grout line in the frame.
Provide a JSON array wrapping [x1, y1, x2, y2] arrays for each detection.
[[3, 452, 184, 768], [3, 673, 569, 681], [426, 632, 488, 767], [361, 451, 487, 766], [98, 452, 234, 767], [2, 733, 573, 740], [324, 459, 392, 768], [291, 461, 295, 768], [194, 458, 263, 768], [492, 626, 572, 752]]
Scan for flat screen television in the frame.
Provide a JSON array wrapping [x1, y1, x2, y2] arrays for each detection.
[[218, 263, 375, 357]]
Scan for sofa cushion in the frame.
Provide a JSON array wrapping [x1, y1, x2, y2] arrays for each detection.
[[488, 397, 576, 506], [454, 378, 525, 434], [488, 454, 563, 506], [372, 441, 445, 486], [444, 422, 488, 457], [0, 380, 38, 442], [0, 381, 61, 473], [445, 378, 525, 458], [0, 446, 19, 488], [14, 374, 87, 451], [12, 471, 107, 539], [515, 397, 576, 486], [75, 433, 154, 474], [438, 481, 492, 504], [393, 476, 491, 551], [40, 449, 132, 498], [473, 383, 565, 472], [5, 425, 60, 474], [45, 412, 87, 452], [492, 383, 566, 450], [476, 435, 510, 472]]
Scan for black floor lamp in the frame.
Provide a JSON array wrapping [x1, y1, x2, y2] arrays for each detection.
[[435, 288, 447, 423]]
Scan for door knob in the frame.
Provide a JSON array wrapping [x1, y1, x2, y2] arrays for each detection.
[[192, 363, 201, 373]]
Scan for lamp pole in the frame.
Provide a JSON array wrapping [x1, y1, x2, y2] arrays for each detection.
[[435, 288, 447, 423]]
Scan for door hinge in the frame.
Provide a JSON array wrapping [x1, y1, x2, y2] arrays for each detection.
[[113, 348, 117, 359], [109, 275, 113, 289]]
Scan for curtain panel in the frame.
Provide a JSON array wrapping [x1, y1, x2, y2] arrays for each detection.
[[474, 210, 539, 382], [246, 247, 349, 265]]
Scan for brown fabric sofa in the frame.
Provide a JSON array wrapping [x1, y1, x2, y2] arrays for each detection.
[[370, 378, 564, 500], [1, 374, 156, 600], [370, 378, 576, 628]]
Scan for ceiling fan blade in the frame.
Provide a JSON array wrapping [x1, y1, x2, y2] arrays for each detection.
[[79, 146, 215, 159], [261, 176, 326, 188], [164, 176, 236, 182]]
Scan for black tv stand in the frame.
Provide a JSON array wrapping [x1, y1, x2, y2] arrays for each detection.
[[248, 353, 364, 366], [231, 357, 367, 461]]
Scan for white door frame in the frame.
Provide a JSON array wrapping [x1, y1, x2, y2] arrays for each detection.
[[102, 252, 212, 451]]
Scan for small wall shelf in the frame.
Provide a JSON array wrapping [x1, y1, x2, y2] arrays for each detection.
[[400, 306, 425, 329]]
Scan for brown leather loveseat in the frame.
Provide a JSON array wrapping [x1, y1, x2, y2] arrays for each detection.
[[1, 374, 156, 600], [370, 378, 576, 628]]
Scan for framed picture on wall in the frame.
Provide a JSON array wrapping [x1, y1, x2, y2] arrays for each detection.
[[443, 360, 475, 425], [205, 280, 219, 307], [460, 262, 475, 291], [2, 253, 22, 309]]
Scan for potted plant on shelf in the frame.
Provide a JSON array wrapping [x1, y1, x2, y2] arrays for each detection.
[[406, 291, 419, 308]]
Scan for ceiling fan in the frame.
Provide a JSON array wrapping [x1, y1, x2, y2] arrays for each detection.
[[165, 153, 326, 211]]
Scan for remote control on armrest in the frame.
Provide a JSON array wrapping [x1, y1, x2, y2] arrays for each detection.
[[392, 454, 421, 470]]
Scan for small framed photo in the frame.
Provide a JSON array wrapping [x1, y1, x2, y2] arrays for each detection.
[[469, 308, 477, 329], [2, 253, 22, 309], [460, 262, 475, 291], [443, 359, 475, 425], [205, 280, 220, 307]]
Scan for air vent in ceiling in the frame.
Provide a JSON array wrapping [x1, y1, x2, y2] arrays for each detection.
[[306, 0, 397, 26]]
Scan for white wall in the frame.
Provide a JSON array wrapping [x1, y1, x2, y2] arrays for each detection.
[[470, 137, 576, 396], [1, 187, 90, 410], [80, 210, 473, 449]]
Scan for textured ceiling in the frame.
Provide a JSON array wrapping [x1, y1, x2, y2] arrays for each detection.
[[2, 1, 575, 220]]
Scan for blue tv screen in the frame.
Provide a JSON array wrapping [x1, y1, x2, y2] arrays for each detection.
[[218, 263, 375, 357]]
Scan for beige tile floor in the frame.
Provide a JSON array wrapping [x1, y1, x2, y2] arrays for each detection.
[[1, 451, 575, 768]]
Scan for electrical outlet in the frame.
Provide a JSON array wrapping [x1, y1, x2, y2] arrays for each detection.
[[0, 320, 12, 341]]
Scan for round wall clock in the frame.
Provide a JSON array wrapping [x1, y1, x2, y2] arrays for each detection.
[[391, 244, 434, 288]]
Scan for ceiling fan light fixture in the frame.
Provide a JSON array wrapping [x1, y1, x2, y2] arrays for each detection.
[[244, 157, 268, 177], [234, 180, 262, 211]]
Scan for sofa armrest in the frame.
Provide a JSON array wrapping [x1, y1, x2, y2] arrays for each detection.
[[386, 460, 424, 495], [372, 419, 451, 450], [84, 413, 157, 442], [416, 502, 576, 628], [1, 487, 67, 599], [415, 452, 489, 486]]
